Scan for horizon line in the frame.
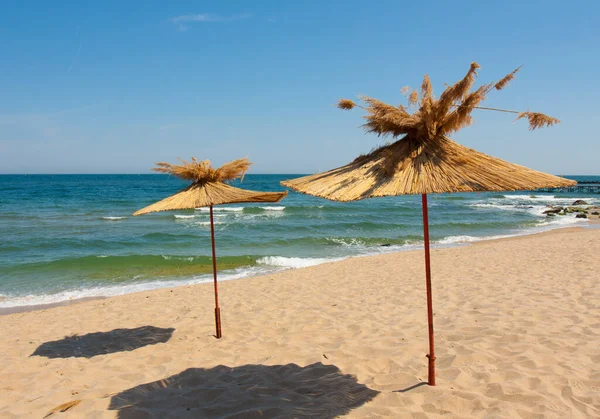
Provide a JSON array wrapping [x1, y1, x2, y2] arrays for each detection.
[[0, 173, 314, 176], [0, 173, 595, 176]]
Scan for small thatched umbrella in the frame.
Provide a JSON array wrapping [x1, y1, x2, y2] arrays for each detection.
[[281, 63, 575, 385], [134, 157, 287, 338]]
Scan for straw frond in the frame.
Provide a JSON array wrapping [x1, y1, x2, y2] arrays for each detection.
[[515, 112, 561, 130], [435, 62, 480, 121], [418, 74, 437, 138], [337, 99, 356, 110], [335, 62, 559, 142], [215, 158, 252, 182], [44, 400, 82, 418], [152, 157, 250, 184], [409, 91, 419, 106], [439, 84, 490, 136], [494, 66, 522, 90], [420, 75, 433, 103], [360, 96, 419, 137]]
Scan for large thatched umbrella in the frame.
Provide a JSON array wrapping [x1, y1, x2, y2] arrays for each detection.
[[134, 157, 287, 338], [281, 63, 575, 385]]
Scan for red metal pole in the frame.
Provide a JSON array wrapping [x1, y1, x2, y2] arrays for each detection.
[[421, 193, 436, 385], [210, 205, 222, 339]]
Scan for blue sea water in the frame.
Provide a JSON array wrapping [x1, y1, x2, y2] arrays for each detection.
[[0, 174, 598, 308]]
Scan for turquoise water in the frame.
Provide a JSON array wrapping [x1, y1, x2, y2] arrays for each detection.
[[0, 174, 598, 307]]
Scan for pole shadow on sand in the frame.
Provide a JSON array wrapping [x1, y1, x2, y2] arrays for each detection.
[[109, 362, 379, 418], [30, 326, 175, 358]]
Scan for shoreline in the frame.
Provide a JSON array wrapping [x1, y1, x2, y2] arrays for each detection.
[[1, 220, 597, 316], [0, 296, 106, 316]]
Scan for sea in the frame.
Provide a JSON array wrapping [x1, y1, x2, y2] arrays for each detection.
[[0, 174, 598, 309]]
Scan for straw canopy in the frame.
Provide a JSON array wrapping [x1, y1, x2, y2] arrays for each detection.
[[282, 62, 575, 200], [280, 136, 574, 201], [134, 157, 287, 215]]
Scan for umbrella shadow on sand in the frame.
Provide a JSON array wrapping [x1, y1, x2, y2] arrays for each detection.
[[31, 326, 175, 358], [109, 362, 379, 418]]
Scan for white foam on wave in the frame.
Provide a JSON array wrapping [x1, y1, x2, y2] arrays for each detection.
[[362, 242, 424, 256], [436, 234, 514, 245], [471, 203, 536, 210], [194, 221, 225, 226], [161, 255, 195, 261], [174, 214, 195, 219], [257, 256, 341, 269], [436, 213, 588, 246], [472, 195, 598, 218], [260, 206, 286, 211], [538, 213, 588, 227], [197, 207, 244, 212], [102, 216, 126, 221], [502, 194, 597, 204], [0, 264, 276, 309], [319, 236, 424, 259], [245, 212, 286, 220], [470, 202, 547, 217], [194, 213, 228, 218], [503, 194, 556, 200], [328, 237, 365, 247]]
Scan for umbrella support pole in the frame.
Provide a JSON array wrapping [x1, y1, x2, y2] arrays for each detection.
[[210, 205, 222, 339], [421, 194, 436, 386]]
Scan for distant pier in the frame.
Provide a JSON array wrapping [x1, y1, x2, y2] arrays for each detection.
[[536, 182, 600, 194]]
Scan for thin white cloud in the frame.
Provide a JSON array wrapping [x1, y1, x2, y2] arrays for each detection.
[[170, 13, 253, 25]]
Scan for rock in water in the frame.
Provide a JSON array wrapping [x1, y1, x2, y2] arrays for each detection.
[[576, 213, 588, 219], [572, 200, 588, 205], [543, 207, 563, 215]]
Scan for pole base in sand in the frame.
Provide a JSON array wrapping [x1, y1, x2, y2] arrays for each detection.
[[427, 354, 436, 386], [215, 307, 222, 339]]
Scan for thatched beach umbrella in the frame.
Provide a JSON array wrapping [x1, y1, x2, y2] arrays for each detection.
[[281, 63, 575, 385], [134, 157, 287, 338]]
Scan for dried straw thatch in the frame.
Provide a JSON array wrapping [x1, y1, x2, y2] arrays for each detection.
[[515, 112, 561, 131], [409, 91, 419, 107], [494, 65, 521, 90], [134, 158, 287, 215], [281, 136, 573, 201], [153, 157, 251, 184], [338, 62, 559, 137], [282, 62, 574, 199]]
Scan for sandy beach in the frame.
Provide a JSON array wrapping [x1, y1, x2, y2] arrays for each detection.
[[1, 227, 599, 418]]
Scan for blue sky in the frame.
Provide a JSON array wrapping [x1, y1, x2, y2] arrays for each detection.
[[0, 0, 598, 174]]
